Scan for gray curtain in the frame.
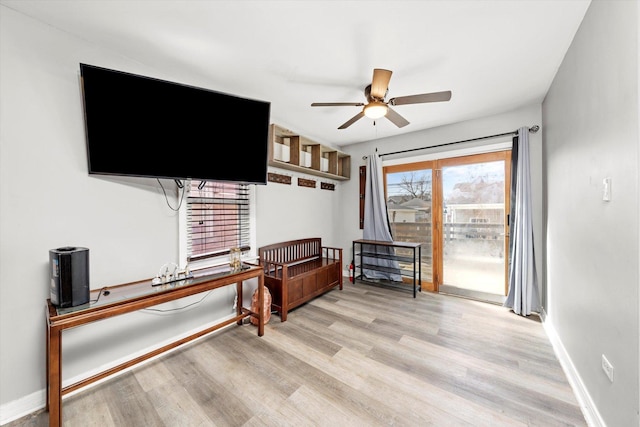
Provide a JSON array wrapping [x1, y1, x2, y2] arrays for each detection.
[[363, 153, 402, 281], [504, 127, 540, 315]]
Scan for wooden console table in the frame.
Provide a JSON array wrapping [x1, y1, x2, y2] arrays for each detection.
[[45, 264, 264, 427], [352, 239, 422, 297]]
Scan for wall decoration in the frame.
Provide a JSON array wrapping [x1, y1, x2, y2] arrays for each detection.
[[298, 178, 316, 188], [321, 182, 335, 191], [268, 172, 291, 185]]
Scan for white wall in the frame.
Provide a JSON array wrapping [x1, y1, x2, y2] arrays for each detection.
[[0, 6, 342, 423], [256, 166, 343, 249], [542, 1, 639, 426]]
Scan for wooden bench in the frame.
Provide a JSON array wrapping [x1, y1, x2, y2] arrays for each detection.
[[258, 238, 343, 321]]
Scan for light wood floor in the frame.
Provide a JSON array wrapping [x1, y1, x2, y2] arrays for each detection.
[[8, 281, 587, 426]]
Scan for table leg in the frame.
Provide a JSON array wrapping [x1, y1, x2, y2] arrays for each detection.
[[48, 324, 62, 427], [257, 274, 264, 336], [236, 281, 243, 326], [418, 246, 422, 292], [45, 309, 49, 412]]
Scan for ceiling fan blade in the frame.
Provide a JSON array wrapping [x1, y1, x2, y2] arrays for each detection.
[[311, 102, 364, 107], [370, 68, 392, 99], [338, 111, 365, 129], [389, 90, 452, 106], [385, 107, 410, 128]]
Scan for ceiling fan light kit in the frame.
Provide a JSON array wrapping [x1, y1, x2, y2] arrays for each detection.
[[311, 68, 452, 129], [363, 101, 388, 119]]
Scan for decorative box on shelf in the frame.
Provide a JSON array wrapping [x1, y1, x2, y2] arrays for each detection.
[[320, 157, 329, 172], [300, 150, 312, 168], [273, 142, 290, 162]]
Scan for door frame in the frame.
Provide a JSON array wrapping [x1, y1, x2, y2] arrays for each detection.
[[383, 150, 511, 295], [383, 160, 437, 291]]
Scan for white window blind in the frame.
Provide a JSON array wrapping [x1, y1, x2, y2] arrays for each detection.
[[186, 181, 250, 262]]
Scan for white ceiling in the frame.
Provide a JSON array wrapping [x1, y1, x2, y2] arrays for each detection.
[[1, 0, 591, 147]]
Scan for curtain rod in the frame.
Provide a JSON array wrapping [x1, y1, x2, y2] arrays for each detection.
[[364, 125, 539, 160]]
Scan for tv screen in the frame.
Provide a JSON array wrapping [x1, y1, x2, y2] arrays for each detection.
[[80, 63, 270, 184]]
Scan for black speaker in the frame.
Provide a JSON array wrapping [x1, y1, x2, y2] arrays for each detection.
[[49, 247, 90, 308]]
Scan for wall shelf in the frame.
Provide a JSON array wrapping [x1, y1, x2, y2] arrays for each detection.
[[268, 124, 351, 181]]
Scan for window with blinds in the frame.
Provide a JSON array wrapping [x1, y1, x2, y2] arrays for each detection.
[[186, 181, 250, 262]]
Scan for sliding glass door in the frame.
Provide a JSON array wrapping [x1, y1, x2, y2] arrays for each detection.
[[438, 152, 510, 302], [383, 151, 511, 302]]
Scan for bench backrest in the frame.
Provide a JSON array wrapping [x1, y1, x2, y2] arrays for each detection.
[[259, 238, 322, 265]]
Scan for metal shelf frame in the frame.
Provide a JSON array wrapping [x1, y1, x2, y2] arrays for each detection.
[[352, 239, 422, 298]]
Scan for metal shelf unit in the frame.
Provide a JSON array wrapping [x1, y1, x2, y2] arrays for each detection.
[[352, 239, 422, 297]]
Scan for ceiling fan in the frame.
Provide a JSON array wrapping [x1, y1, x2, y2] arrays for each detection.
[[311, 68, 452, 129]]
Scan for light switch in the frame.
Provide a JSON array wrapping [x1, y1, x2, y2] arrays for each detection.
[[603, 177, 611, 201]]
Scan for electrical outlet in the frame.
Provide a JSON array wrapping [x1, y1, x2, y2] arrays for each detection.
[[601, 354, 614, 382]]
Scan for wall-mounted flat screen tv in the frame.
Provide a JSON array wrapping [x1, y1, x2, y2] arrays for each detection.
[[80, 63, 270, 184]]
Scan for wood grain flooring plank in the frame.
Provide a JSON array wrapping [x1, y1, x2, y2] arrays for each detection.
[[448, 368, 586, 427], [464, 368, 587, 426], [364, 328, 583, 425], [196, 335, 300, 404], [329, 346, 483, 426], [285, 384, 378, 426], [91, 372, 164, 426], [262, 325, 374, 389], [273, 309, 374, 355], [287, 301, 371, 331], [144, 381, 213, 426], [261, 329, 430, 425], [132, 358, 176, 393], [306, 295, 377, 324], [62, 388, 115, 427], [165, 347, 255, 426], [355, 364, 524, 426], [398, 334, 579, 406]]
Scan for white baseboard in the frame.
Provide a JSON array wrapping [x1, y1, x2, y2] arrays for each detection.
[[0, 314, 238, 426], [541, 309, 606, 427], [0, 389, 46, 425]]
